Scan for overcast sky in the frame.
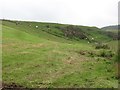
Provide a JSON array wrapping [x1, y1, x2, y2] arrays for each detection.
[[0, 0, 119, 27]]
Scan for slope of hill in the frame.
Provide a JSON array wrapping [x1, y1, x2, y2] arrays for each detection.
[[101, 25, 120, 40], [2, 19, 118, 88], [2, 20, 112, 42], [101, 25, 120, 30]]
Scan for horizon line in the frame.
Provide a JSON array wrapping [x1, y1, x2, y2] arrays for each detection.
[[0, 18, 118, 28]]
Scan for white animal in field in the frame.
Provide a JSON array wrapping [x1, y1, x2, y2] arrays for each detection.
[[92, 38, 94, 40], [88, 42, 90, 43], [86, 38, 87, 39], [36, 26, 38, 28]]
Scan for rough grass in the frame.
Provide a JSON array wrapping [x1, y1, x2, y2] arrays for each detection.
[[2, 20, 118, 88]]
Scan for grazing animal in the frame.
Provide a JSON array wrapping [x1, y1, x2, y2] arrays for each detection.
[[92, 38, 94, 40], [36, 26, 38, 28]]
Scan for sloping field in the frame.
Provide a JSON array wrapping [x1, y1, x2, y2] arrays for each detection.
[[2, 20, 118, 88]]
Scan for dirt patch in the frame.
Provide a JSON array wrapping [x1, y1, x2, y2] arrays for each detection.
[[2, 43, 18, 48], [31, 43, 44, 48], [19, 51, 31, 54], [2, 82, 28, 90]]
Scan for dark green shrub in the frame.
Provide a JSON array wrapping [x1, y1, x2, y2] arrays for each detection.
[[62, 25, 87, 39], [99, 50, 106, 57], [107, 50, 114, 57], [113, 54, 120, 63], [102, 44, 110, 49], [88, 51, 96, 57], [112, 48, 120, 63], [55, 26, 61, 29], [95, 43, 110, 49], [99, 50, 114, 58], [46, 25, 50, 28]]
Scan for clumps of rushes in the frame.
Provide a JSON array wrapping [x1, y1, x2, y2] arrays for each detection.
[[97, 58, 100, 61], [113, 54, 120, 63], [88, 51, 96, 57], [106, 69, 112, 72], [113, 49, 120, 63], [95, 43, 110, 49], [79, 50, 87, 55], [79, 50, 97, 57], [78, 50, 114, 60], [98, 50, 114, 58]]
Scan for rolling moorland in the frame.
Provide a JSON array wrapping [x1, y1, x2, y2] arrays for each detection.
[[1, 19, 119, 88]]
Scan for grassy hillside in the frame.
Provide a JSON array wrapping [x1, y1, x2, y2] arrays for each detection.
[[2, 20, 118, 88], [2, 20, 112, 42], [101, 25, 120, 40], [101, 25, 120, 30]]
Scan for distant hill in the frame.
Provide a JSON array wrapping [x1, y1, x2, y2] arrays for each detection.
[[101, 25, 120, 30], [101, 25, 120, 40]]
